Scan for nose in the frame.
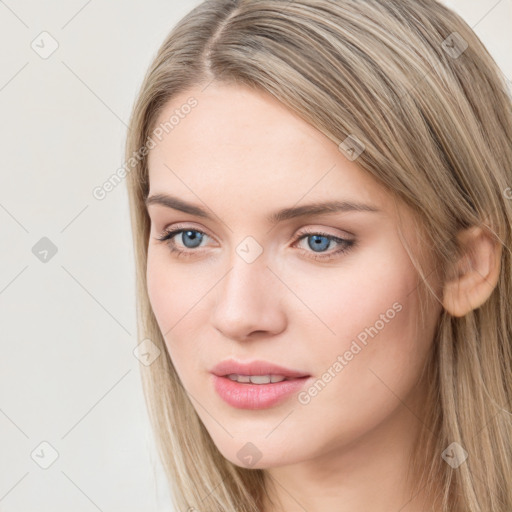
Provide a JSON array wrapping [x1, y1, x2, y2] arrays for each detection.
[[211, 250, 287, 341]]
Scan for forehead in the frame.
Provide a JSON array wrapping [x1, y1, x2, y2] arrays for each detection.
[[147, 83, 393, 215]]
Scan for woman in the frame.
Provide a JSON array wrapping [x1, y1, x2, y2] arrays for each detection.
[[125, 1, 512, 510]]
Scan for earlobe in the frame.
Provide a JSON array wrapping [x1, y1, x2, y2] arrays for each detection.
[[442, 225, 502, 317]]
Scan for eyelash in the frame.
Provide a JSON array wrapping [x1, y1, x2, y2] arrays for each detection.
[[155, 225, 356, 262]]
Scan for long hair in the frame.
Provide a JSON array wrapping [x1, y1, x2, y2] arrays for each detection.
[[124, 1, 512, 510]]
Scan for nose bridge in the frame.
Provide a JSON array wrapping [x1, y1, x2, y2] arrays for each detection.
[[211, 239, 285, 338], [222, 243, 272, 308]]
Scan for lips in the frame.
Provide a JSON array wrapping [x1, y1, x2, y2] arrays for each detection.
[[210, 359, 310, 379], [210, 359, 311, 409]]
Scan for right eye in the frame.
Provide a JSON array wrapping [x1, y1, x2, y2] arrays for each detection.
[[155, 227, 212, 258]]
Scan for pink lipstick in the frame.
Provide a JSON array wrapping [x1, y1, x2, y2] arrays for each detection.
[[210, 359, 311, 410]]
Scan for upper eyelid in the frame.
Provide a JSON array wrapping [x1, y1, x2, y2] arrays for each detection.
[[160, 224, 216, 242]]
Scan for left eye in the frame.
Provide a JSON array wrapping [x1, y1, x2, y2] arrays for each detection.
[[155, 227, 355, 261], [296, 233, 341, 252], [293, 231, 355, 260]]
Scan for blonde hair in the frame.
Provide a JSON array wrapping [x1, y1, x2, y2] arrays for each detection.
[[125, 1, 512, 510]]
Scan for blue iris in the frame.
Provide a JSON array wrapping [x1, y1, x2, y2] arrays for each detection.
[[181, 230, 203, 248], [308, 235, 330, 252]]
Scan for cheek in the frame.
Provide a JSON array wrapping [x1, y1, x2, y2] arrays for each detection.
[[283, 239, 418, 346], [146, 251, 174, 333], [323, 300, 427, 439], [145, 250, 213, 375], [298, 242, 430, 394], [307, 281, 433, 427], [146, 249, 200, 333]]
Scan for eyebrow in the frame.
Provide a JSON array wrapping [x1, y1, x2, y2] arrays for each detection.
[[145, 193, 381, 224]]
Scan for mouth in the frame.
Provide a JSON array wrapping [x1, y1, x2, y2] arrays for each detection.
[[212, 374, 311, 410], [223, 374, 306, 384], [210, 359, 311, 410], [211, 358, 310, 380]]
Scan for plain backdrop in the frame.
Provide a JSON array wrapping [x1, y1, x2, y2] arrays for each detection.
[[0, 1, 510, 511]]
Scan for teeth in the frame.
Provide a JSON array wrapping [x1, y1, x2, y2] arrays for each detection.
[[250, 375, 271, 384], [226, 374, 288, 384]]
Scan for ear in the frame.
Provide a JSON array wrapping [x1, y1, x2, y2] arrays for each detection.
[[442, 225, 502, 317]]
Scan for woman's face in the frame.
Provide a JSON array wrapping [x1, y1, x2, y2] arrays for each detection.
[[146, 83, 443, 469]]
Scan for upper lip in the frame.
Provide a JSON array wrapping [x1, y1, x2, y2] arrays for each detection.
[[211, 359, 310, 378]]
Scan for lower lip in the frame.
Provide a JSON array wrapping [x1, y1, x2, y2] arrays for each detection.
[[212, 375, 310, 410]]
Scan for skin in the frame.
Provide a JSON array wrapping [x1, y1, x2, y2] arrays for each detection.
[[145, 82, 450, 512]]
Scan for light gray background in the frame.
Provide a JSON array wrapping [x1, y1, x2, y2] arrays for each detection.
[[0, 1, 510, 511]]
